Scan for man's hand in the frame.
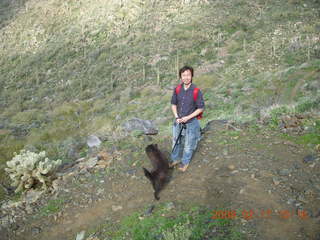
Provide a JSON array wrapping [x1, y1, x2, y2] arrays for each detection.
[[175, 108, 203, 124], [181, 116, 190, 123], [176, 116, 190, 123]]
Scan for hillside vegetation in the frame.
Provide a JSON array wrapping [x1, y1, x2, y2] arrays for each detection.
[[0, 0, 319, 199]]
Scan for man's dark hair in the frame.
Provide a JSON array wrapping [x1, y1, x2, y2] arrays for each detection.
[[179, 66, 194, 78]]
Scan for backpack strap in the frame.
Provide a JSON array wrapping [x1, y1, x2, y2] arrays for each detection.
[[193, 88, 199, 102], [175, 84, 182, 95], [193, 88, 203, 120], [176, 84, 198, 97]]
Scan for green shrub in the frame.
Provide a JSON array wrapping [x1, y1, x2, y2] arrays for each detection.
[[162, 221, 192, 240], [295, 97, 320, 113]]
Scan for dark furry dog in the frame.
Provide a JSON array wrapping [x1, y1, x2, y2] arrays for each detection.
[[143, 144, 169, 200]]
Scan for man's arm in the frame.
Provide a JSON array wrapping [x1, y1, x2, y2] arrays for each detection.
[[179, 108, 203, 123], [171, 105, 179, 119]]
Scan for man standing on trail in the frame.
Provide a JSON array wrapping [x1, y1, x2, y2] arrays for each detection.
[[170, 66, 205, 172]]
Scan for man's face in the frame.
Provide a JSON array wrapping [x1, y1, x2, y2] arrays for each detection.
[[181, 70, 192, 85]]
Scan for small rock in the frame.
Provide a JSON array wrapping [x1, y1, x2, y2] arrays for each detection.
[[277, 169, 291, 176], [241, 219, 247, 224], [303, 155, 317, 164], [295, 202, 302, 207], [31, 227, 41, 235], [96, 160, 110, 169], [240, 168, 248, 172], [76, 230, 86, 240], [200, 48, 208, 56], [272, 177, 281, 186], [82, 157, 98, 169], [87, 237, 101, 240], [164, 202, 175, 210], [293, 163, 301, 170], [287, 198, 295, 205], [144, 205, 155, 216], [76, 157, 86, 163], [97, 188, 104, 196], [52, 179, 64, 192], [79, 168, 90, 175], [297, 194, 308, 203], [87, 135, 102, 148], [202, 159, 209, 163], [112, 205, 123, 211], [254, 172, 261, 178], [26, 205, 33, 214], [126, 169, 136, 175], [304, 189, 314, 197], [309, 163, 316, 168], [228, 164, 235, 170], [24, 190, 44, 205]]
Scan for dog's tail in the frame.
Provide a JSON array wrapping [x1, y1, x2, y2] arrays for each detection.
[[143, 167, 152, 181]]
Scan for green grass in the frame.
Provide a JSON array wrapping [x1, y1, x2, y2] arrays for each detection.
[[85, 202, 245, 240], [38, 198, 67, 217], [280, 119, 320, 146], [281, 132, 320, 147], [296, 133, 320, 145]]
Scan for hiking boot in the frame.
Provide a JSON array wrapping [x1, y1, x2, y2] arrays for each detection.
[[178, 164, 189, 172], [169, 161, 180, 168]]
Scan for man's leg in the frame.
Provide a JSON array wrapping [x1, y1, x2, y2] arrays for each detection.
[[170, 122, 184, 165], [180, 119, 200, 168]]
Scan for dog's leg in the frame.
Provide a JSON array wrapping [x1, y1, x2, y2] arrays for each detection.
[[143, 168, 160, 200], [154, 191, 160, 200], [143, 168, 152, 181], [153, 178, 162, 200]]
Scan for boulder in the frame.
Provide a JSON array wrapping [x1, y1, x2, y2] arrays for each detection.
[[122, 118, 158, 135], [87, 135, 102, 148]]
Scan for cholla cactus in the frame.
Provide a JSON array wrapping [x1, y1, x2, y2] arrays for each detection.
[[5, 150, 62, 193]]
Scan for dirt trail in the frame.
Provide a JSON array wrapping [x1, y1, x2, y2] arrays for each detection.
[[6, 121, 320, 240]]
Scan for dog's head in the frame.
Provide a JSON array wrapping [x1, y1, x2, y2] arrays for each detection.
[[145, 144, 158, 154]]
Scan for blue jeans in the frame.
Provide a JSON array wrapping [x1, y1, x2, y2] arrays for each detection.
[[171, 118, 201, 166]]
